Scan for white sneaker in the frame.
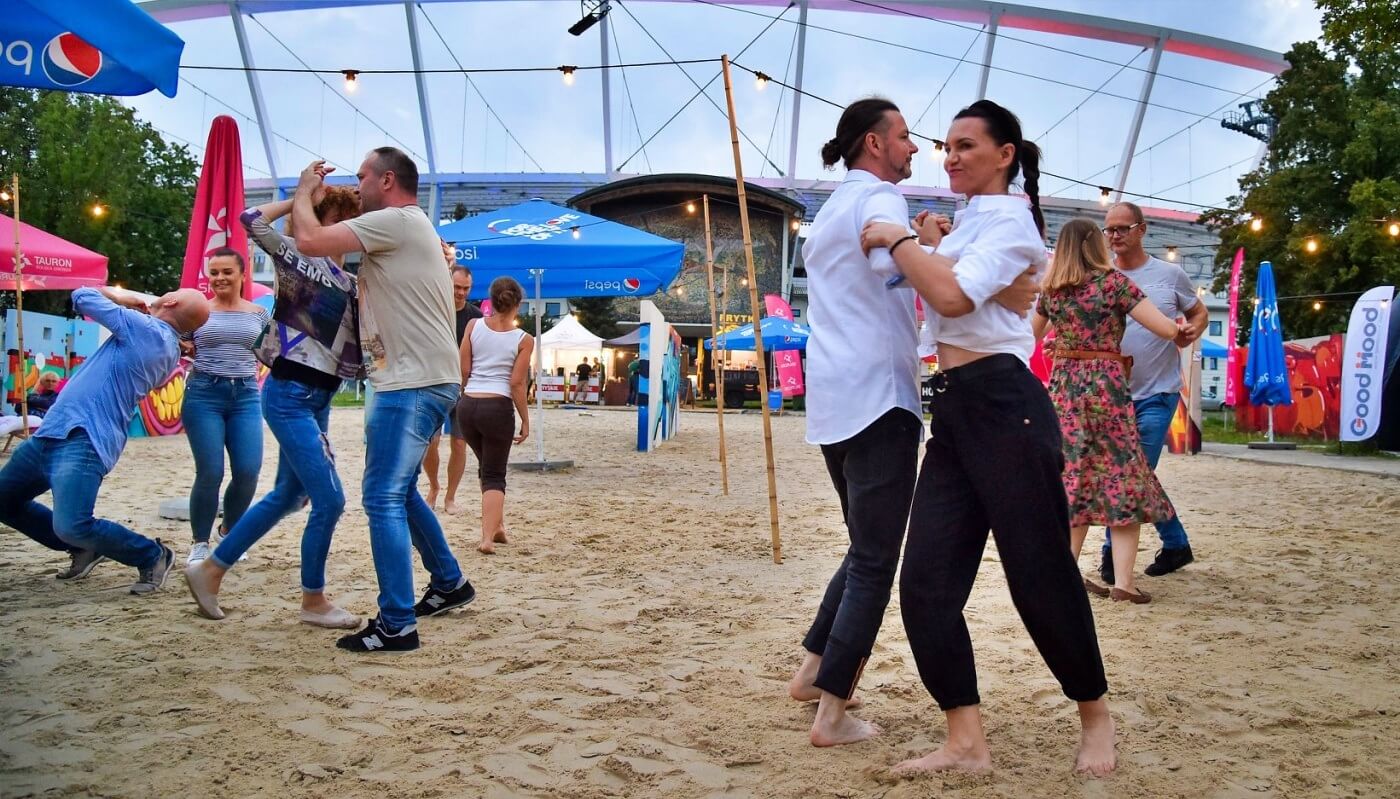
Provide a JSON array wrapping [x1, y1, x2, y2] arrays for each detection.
[[186, 541, 210, 566], [210, 530, 248, 562]]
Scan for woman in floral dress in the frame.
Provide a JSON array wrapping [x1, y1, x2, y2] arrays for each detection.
[[1032, 218, 1182, 603]]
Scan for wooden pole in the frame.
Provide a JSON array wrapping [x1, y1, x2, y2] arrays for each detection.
[[11, 173, 30, 436], [702, 195, 729, 495], [721, 55, 782, 564]]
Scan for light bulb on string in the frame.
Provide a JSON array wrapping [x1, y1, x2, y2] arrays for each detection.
[[342, 70, 359, 93], [1249, 216, 1263, 233], [571, 226, 581, 240], [1304, 237, 1319, 254], [1165, 246, 1178, 261], [755, 71, 769, 91], [559, 66, 576, 86], [1098, 187, 1111, 206], [0, 189, 10, 202], [1313, 301, 1323, 311], [686, 201, 696, 215], [930, 141, 946, 162], [90, 203, 106, 218], [1388, 221, 1399, 237]]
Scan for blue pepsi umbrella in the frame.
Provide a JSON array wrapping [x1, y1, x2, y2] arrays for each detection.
[[705, 316, 810, 352], [436, 200, 684, 302], [1243, 261, 1293, 407], [0, 0, 184, 98]]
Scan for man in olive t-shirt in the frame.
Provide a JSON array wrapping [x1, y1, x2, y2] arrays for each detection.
[[292, 148, 475, 653]]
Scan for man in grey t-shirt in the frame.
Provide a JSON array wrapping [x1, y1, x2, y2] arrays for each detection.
[[1099, 202, 1209, 583]]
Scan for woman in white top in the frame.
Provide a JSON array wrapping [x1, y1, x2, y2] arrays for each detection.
[[861, 100, 1116, 778], [455, 276, 533, 554]]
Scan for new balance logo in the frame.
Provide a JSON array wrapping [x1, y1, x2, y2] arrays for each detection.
[[426, 595, 446, 608], [362, 634, 384, 650]]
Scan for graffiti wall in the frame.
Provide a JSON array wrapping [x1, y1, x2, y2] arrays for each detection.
[[1233, 333, 1344, 439], [637, 301, 682, 452]]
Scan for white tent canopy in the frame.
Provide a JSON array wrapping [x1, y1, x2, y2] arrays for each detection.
[[538, 315, 604, 374]]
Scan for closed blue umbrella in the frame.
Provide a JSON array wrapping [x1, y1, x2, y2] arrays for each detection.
[[705, 316, 810, 352], [1243, 261, 1293, 444]]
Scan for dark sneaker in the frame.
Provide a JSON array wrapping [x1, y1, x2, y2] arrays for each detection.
[[336, 616, 419, 653], [56, 549, 107, 580], [130, 541, 175, 595], [1098, 550, 1114, 586], [413, 578, 477, 618], [1145, 546, 1194, 577]]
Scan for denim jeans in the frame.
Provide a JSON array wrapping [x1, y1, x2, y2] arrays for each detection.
[[211, 376, 344, 593], [183, 373, 264, 543], [0, 430, 163, 569], [363, 383, 465, 630], [1104, 391, 1191, 553]]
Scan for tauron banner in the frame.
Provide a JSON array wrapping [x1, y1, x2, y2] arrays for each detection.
[[180, 116, 249, 300], [1224, 247, 1244, 406], [1340, 286, 1394, 442], [764, 294, 805, 397]]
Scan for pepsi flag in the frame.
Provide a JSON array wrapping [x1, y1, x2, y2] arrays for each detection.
[[436, 200, 684, 301], [0, 0, 184, 97]]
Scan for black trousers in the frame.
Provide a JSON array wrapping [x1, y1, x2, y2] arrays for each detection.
[[901, 354, 1108, 710], [802, 407, 922, 699]]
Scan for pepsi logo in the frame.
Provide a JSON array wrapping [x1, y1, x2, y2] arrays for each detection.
[[623, 278, 641, 293], [42, 33, 102, 87]]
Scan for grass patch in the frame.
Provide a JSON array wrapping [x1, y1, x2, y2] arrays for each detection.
[[331, 392, 365, 407]]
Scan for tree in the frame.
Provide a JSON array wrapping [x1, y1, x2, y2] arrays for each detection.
[[568, 296, 621, 339], [1202, 0, 1400, 339], [0, 88, 198, 314]]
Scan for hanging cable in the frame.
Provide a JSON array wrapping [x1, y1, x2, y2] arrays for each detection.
[[607, 15, 653, 173], [1032, 47, 1147, 142], [760, 21, 801, 177], [910, 24, 986, 132]]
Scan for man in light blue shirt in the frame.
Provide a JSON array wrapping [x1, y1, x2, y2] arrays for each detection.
[[0, 286, 208, 593]]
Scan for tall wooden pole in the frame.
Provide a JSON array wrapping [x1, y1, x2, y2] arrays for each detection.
[[721, 55, 781, 564], [702, 195, 729, 495], [11, 174, 30, 436]]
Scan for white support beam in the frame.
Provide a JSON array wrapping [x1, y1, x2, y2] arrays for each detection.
[[975, 8, 1000, 100], [1112, 35, 1165, 201], [404, 2, 440, 222], [601, 16, 614, 176], [228, 1, 279, 182], [785, 0, 809, 187]]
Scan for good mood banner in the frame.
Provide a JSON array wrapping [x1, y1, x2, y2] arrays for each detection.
[[1340, 286, 1394, 442]]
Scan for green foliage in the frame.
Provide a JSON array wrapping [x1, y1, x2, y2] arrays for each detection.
[[0, 88, 198, 314], [1201, 0, 1400, 340], [515, 311, 556, 338], [568, 296, 621, 339]]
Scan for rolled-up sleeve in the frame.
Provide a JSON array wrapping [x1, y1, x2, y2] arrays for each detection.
[[857, 184, 912, 280], [72, 287, 136, 340], [950, 214, 1045, 310]]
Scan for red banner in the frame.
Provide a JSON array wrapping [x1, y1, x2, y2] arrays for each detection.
[[1224, 247, 1244, 406], [180, 115, 249, 300], [764, 294, 805, 397]]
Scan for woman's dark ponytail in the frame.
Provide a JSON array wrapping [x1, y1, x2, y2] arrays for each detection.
[[953, 99, 1046, 238], [821, 97, 899, 170]]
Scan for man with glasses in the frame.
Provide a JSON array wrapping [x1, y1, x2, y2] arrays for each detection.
[[1099, 202, 1208, 583]]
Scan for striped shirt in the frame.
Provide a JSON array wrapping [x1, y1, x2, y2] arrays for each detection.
[[189, 308, 270, 378]]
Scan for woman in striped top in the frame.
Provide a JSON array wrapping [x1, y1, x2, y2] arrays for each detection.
[[182, 247, 270, 566]]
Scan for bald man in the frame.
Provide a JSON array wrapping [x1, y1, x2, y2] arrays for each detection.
[[0, 286, 209, 594]]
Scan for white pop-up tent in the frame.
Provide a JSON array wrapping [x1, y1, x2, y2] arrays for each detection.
[[539, 315, 604, 374]]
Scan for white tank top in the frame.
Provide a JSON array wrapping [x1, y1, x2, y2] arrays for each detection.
[[464, 320, 527, 397]]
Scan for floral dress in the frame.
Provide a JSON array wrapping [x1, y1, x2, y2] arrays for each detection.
[[1037, 269, 1175, 528]]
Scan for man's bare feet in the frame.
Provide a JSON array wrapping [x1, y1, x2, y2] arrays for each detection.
[[1074, 699, 1117, 777], [477, 541, 496, 555], [493, 527, 509, 544], [810, 692, 881, 747], [443, 499, 458, 515], [893, 705, 993, 776], [425, 487, 439, 510], [787, 653, 863, 707]]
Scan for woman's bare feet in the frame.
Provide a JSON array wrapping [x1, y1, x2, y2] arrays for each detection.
[[1074, 699, 1117, 777], [810, 692, 881, 747], [477, 540, 496, 554], [443, 498, 458, 515], [425, 487, 439, 510], [787, 653, 863, 707], [493, 527, 509, 544], [184, 561, 226, 620], [893, 706, 993, 776]]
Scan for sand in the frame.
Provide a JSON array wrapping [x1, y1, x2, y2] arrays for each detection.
[[1, 406, 1397, 798]]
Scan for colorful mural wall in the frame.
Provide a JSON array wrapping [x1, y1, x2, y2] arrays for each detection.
[[637, 300, 682, 452], [1232, 333, 1345, 439]]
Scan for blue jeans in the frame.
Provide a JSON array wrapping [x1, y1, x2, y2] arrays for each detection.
[[363, 383, 465, 630], [212, 376, 344, 593], [1104, 391, 1191, 553], [183, 373, 264, 543], [0, 430, 163, 569]]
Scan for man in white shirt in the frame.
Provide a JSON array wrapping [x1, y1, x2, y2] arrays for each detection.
[[787, 98, 1037, 748], [1099, 202, 1207, 584], [292, 148, 476, 653]]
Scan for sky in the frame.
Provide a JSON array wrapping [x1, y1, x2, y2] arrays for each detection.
[[125, 0, 1324, 214]]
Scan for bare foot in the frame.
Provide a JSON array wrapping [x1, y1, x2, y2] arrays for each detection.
[[443, 499, 458, 515], [893, 741, 993, 776], [810, 713, 881, 747], [1075, 700, 1117, 777], [184, 562, 226, 620], [787, 653, 862, 707], [493, 527, 510, 544], [425, 488, 439, 510], [477, 541, 496, 555]]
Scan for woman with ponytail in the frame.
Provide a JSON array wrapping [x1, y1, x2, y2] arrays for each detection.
[[860, 99, 1117, 777]]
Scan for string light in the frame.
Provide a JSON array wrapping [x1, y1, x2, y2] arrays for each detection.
[[342, 70, 359, 93], [1098, 187, 1111, 206], [930, 141, 946, 161], [1249, 216, 1263, 232], [740, 277, 749, 287], [1252, 297, 1260, 305], [90, 203, 106, 218], [559, 65, 577, 86], [686, 201, 696, 214], [754, 71, 770, 90], [1165, 246, 1178, 261], [1304, 237, 1319, 254], [0, 189, 10, 202], [791, 218, 801, 232], [1388, 221, 1399, 237], [1312, 300, 1323, 311], [571, 226, 581, 240]]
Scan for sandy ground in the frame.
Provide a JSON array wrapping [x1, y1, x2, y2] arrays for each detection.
[[1, 406, 1397, 798]]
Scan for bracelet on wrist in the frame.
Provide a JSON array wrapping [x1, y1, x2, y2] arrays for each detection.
[[890, 234, 918, 255]]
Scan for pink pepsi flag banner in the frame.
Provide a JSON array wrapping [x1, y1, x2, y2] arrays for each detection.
[[181, 115, 250, 300], [764, 294, 805, 397], [1224, 247, 1245, 406], [0, 215, 109, 290]]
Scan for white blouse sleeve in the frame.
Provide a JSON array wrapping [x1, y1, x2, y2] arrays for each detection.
[[951, 213, 1046, 310]]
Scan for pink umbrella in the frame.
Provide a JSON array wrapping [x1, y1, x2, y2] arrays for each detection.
[[180, 115, 250, 300], [0, 215, 108, 290]]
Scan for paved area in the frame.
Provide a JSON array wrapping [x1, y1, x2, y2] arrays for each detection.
[[1200, 442, 1400, 479]]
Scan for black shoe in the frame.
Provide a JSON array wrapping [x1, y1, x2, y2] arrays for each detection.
[[413, 578, 476, 617], [130, 541, 175, 595], [1098, 550, 1115, 586], [57, 549, 107, 580], [335, 616, 420, 653], [1145, 545, 1194, 577]]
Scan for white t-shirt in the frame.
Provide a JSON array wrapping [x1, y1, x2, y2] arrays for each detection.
[[802, 169, 921, 446], [930, 194, 1047, 364], [341, 205, 460, 391]]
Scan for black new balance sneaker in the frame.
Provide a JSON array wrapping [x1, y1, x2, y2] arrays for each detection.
[[336, 617, 420, 653], [1145, 545, 1194, 577], [413, 578, 477, 618]]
